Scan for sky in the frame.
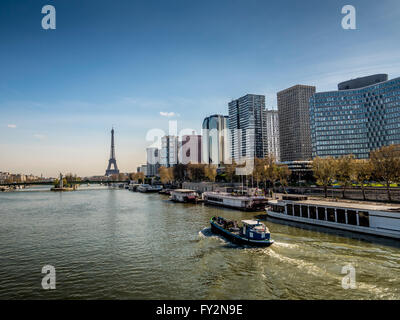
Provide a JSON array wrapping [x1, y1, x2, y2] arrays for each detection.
[[1, 0, 400, 177]]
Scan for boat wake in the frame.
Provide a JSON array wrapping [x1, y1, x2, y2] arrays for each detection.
[[198, 227, 228, 244]]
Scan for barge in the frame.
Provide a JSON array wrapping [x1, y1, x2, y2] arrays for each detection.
[[210, 216, 274, 247], [266, 195, 400, 240], [169, 189, 201, 203], [137, 184, 163, 193], [203, 191, 268, 211]]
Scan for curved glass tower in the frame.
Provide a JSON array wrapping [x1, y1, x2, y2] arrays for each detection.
[[310, 75, 400, 159]]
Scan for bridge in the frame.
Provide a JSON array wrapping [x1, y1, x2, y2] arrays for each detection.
[[0, 180, 130, 187]]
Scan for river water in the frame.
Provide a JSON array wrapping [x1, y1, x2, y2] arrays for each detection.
[[0, 187, 399, 299]]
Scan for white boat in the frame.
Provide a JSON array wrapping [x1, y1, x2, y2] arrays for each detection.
[[137, 184, 162, 193], [203, 191, 268, 211], [169, 189, 200, 203], [266, 195, 400, 240]]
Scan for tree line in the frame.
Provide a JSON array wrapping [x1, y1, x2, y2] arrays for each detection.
[[312, 144, 400, 201]]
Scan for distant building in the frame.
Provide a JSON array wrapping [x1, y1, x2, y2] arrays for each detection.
[[146, 147, 160, 176], [310, 74, 400, 159], [228, 94, 266, 163], [139, 165, 148, 176], [277, 84, 316, 162], [202, 115, 230, 165], [180, 133, 202, 164], [263, 109, 280, 161], [161, 135, 179, 167]]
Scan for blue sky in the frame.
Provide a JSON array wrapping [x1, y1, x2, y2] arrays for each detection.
[[1, 0, 400, 176]]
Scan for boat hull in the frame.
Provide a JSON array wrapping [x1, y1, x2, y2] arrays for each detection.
[[210, 221, 274, 247]]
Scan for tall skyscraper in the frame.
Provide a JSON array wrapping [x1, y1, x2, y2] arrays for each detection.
[[160, 135, 179, 167], [180, 133, 202, 164], [310, 74, 400, 159], [202, 114, 230, 165], [277, 85, 315, 162], [228, 94, 266, 163], [263, 109, 280, 161], [146, 147, 160, 176]]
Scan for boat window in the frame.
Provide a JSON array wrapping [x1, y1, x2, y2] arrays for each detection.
[[294, 205, 300, 216], [317, 207, 326, 220], [336, 209, 346, 224], [272, 205, 284, 213], [327, 208, 335, 222], [301, 206, 308, 218], [287, 204, 293, 216], [309, 206, 316, 219], [347, 210, 357, 225], [358, 211, 370, 227]]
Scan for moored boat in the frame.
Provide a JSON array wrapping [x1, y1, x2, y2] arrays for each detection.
[[267, 195, 400, 240], [203, 190, 268, 211], [210, 216, 274, 247], [170, 189, 201, 203], [137, 184, 163, 193]]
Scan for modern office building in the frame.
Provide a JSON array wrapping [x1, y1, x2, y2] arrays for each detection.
[[277, 84, 316, 162], [263, 109, 280, 161], [180, 133, 202, 164], [202, 115, 230, 165], [146, 147, 160, 176], [160, 135, 179, 167], [310, 74, 400, 159], [228, 94, 266, 163]]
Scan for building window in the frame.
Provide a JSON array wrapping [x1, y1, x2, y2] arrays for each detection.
[[301, 206, 308, 218], [327, 208, 335, 222], [358, 211, 370, 227], [317, 207, 326, 220], [347, 210, 357, 225], [309, 206, 316, 219], [337, 209, 346, 224]]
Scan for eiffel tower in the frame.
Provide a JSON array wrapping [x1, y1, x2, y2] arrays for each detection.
[[105, 127, 120, 176]]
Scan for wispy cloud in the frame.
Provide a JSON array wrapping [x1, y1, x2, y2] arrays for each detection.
[[33, 134, 46, 140], [7, 124, 17, 128], [160, 111, 177, 117]]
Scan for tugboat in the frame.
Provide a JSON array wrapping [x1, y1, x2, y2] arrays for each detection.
[[210, 216, 274, 247]]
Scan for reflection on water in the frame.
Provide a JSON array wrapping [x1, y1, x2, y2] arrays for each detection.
[[0, 189, 399, 299]]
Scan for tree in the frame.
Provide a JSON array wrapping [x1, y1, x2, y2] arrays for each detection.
[[335, 155, 355, 199], [252, 158, 265, 188], [312, 156, 336, 198], [204, 165, 217, 182], [223, 161, 237, 183], [353, 159, 373, 201], [187, 163, 206, 181], [277, 164, 291, 194], [263, 156, 279, 191], [370, 145, 400, 202], [159, 166, 174, 184], [173, 163, 187, 183]]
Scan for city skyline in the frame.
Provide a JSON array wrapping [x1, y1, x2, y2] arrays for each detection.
[[1, 0, 400, 176]]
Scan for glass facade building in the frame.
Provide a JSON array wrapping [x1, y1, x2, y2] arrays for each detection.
[[310, 75, 400, 159], [202, 115, 229, 165]]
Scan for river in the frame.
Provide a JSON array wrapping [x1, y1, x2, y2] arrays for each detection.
[[0, 187, 399, 299]]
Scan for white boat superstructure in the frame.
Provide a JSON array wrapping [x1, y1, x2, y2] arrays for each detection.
[[203, 191, 268, 211], [266, 195, 400, 240]]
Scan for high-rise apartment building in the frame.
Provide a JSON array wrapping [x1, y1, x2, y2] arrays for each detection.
[[310, 74, 400, 159], [180, 133, 202, 164], [228, 94, 266, 163], [202, 115, 230, 165], [277, 84, 316, 161], [263, 109, 280, 161], [146, 147, 160, 176], [160, 135, 179, 167]]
